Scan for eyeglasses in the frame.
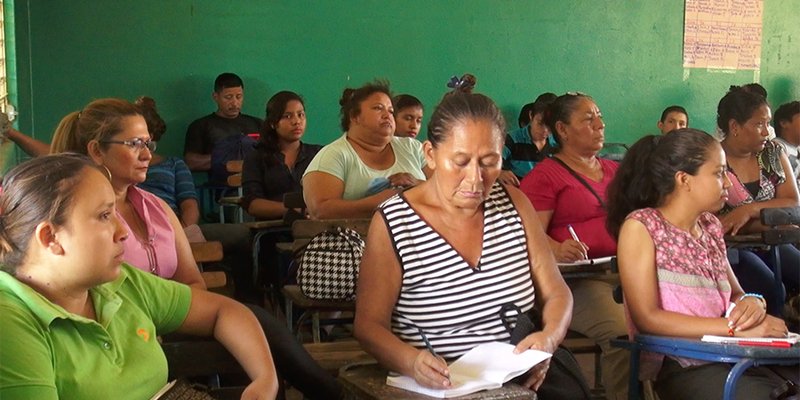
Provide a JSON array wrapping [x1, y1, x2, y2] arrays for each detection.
[[565, 91, 587, 97], [100, 138, 157, 152]]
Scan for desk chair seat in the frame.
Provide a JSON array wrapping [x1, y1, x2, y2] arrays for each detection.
[[218, 160, 245, 223], [725, 207, 800, 315], [282, 284, 355, 343], [612, 335, 799, 400], [161, 340, 247, 400]]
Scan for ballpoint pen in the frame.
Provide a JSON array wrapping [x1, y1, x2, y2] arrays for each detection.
[[567, 224, 588, 260], [737, 341, 792, 348], [418, 327, 441, 359]]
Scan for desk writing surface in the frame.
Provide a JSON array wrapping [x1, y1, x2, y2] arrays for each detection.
[[245, 219, 287, 230], [339, 362, 536, 400], [723, 233, 763, 244], [635, 334, 800, 359], [558, 262, 616, 282]]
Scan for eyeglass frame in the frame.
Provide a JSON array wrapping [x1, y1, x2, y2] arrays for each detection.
[[99, 137, 157, 152]]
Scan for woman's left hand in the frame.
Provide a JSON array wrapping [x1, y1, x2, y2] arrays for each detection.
[[719, 206, 753, 235], [388, 172, 421, 188], [240, 376, 279, 400], [513, 331, 557, 391]]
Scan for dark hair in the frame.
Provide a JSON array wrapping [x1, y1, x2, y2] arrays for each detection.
[[517, 102, 535, 127], [543, 92, 594, 147], [214, 72, 244, 92], [134, 96, 167, 142], [51, 98, 143, 154], [393, 94, 423, 113], [716, 86, 769, 136], [773, 101, 800, 137], [518, 93, 558, 128], [0, 154, 100, 273], [339, 80, 391, 132], [660, 105, 689, 124], [740, 83, 768, 100], [258, 91, 305, 166], [606, 128, 718, 238], [427, 91, 506, 148]]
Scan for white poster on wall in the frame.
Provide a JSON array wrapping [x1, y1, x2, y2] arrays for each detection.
[[683, 0, 763, 70]]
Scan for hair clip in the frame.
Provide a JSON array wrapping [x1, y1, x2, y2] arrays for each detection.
[[446, 76, 463, 90]]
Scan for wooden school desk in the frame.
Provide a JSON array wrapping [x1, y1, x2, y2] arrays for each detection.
[[338, 362, 536, 400]]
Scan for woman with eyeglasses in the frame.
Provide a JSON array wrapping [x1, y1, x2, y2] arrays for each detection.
[[51, 98, 205, 289], [519, 92, 629, 400], [50, 98, 345, 399]]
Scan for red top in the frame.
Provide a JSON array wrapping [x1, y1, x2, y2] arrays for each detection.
[[520, 157, 619, 258]]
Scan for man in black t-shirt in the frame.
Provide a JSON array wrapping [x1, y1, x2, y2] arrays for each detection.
[[183, 72, 263, 173]]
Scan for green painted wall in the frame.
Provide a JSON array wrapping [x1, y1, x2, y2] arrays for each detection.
[[11, 0, 800, 157]]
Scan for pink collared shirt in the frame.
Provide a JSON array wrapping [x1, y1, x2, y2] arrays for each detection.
[[118, 186, 178, 279]]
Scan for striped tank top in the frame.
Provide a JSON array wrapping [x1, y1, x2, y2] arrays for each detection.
[[379, 183, 535, 359]]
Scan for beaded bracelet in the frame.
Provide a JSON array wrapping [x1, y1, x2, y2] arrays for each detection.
[[738, 293, 766, 309]]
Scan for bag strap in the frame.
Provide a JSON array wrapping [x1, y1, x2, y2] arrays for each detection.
[[551, 156, 606, 209]]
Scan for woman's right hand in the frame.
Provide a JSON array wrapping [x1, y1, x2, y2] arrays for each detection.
[[412, 350, 450, 389], [736, 315, 789, 338], [555, 239, 589, 262]]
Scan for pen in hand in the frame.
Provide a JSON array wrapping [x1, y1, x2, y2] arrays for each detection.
[[418, 327, 449, 380], [567, 224, 588, 260]]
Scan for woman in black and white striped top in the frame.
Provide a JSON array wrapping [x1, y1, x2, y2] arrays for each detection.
[[354, 90, 573, 392]]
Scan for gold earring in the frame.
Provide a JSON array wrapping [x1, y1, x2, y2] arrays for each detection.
[[102, 165, 112, 180]]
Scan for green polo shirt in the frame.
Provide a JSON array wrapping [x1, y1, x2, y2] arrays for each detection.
[[0, 263, 191, 399]]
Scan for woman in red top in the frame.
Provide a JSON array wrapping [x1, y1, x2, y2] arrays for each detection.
[[520, 92, 628, 400]]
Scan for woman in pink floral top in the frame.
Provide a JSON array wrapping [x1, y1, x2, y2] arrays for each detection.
[[606, 129, 791, 399]]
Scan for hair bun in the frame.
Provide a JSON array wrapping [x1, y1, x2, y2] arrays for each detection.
[[446, 73, 477, 94], [339, 88, 356, 107], [135, 96, 157, 110]]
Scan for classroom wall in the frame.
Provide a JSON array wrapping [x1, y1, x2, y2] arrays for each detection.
[[11, 0, 800, 157]]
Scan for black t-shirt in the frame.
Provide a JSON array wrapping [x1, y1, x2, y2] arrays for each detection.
[[183, 113, 263, 155], [240, 142, 322, 213]]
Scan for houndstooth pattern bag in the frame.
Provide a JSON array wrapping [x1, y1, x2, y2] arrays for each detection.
[[297, 227, 365, 301]]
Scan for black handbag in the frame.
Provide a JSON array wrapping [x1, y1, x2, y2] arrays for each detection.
[[500, 304, 592, 400]]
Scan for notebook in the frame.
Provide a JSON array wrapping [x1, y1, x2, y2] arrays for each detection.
[[386, 342, 551, 398], [149, 379, 215, 400], [701, 332, 799, 345]]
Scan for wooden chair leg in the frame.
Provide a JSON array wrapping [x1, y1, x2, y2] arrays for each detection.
[[284, 297, 294, 332], [312, 311, 321, 343], [594, 351, 602, 390]]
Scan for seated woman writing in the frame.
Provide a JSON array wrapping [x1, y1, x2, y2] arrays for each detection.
[[0, 154, 278, 399], [303, 80, 430, 219], [519, 92, 629, 400], [354, 90, 573, 393], [607, 129, 793, 399]]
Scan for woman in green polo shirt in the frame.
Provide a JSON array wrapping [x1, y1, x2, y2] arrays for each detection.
[[0, 154, 278, 399]]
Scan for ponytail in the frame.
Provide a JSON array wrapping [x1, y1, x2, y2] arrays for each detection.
[[50, 111, 81, 154]]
